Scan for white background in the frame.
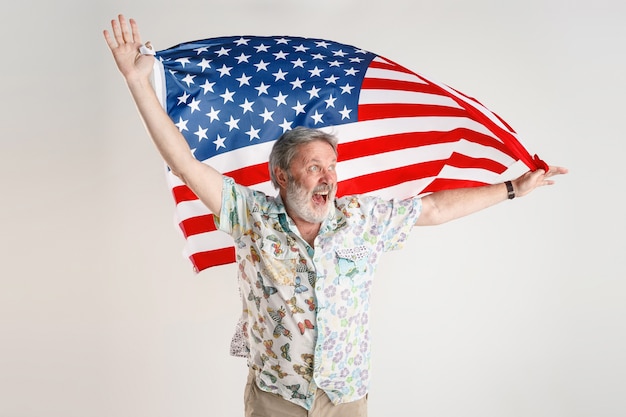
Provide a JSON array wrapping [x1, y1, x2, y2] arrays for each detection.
[[2, 0, 624, 416]]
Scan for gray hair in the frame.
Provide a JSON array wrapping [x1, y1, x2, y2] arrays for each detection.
[[268, 127, 339, 188]]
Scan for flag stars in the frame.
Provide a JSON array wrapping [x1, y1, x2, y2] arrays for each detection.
[[236, 73, 252, 87], [220, 88, 235, 103], [201, 80, 215, 94], [349, 57, 364, 63], [235, 52, 251, 63], [310, 110, 324, 124], [246, 126, 261, 141], [213, 134, 226, 150], [315, 41, 330, 48], [254, 44, 270, 53], [290, 77, 305, 89], [328, 60, 342, 68], [293, 44, 309, 52], [274, 92, 288, 106], [188, 98, 201, 113], [206, 107, 220, 122], [234, 37, 250, 46], [255, 82, 270, 96], [175, 117, 189, 132], [254, 60, 270, 71], [225, 115, 240, 131], [215, 47, 231, 56], [344, 67, 359, 76], [332, 49, 348, 57], [311, 53, 325, 60], [308, 66, 323, 77], [175, 57, 191, 67], [275, 38, 290, 45], [292, 101, 306, 115], [193, 46, 209, 54], [217, 64, 233, 77], [325, 94, 337, 108], [194, 125, 208, 141], [273, 68, 288, 81], [279, 118, 292, 132], [339, 106, 352, 120], [273, 50, 289, 60], [177, 91, 190, 105], [307, 85, 321, 99], [291, 58, 307, 68], [181, 74, 196, 86], [197, 58, 212, 71], [259, 108, 274, 123], [340, 83, 354, 94], [325, 74, 339, 85], [239, 98, 255, 114]]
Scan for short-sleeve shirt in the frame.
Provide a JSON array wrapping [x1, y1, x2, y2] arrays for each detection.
[[215, 176, 421, 410]]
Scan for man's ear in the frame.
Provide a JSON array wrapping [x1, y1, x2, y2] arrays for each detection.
[[275, 167, 289, 189]]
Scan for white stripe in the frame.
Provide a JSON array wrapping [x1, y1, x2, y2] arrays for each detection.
[[182, 230, 235, 258], [364, 67, 426, 84], [359, 89, 462, 108]]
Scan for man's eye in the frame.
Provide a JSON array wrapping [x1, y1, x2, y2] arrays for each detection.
[[309, 166, 319, 172]]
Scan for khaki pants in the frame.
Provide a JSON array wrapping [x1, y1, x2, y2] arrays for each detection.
[[244, 368, 368, 417]]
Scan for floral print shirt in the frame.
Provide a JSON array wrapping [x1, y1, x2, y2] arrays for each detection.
[[215, 176, 421, 410]]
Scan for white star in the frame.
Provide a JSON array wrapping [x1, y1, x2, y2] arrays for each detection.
[[259, 108, 274, 123], [340, 83, 355, 94], [217, 64, 233, 77], [307, 86, 321, 99], [325, 75, 339, 85], [291, 58, 306, 68], [235, 53, 251, 63], [273, 68, 288, 81], [355, 48, 368, 54], [194, 125, 208, 141], [175, 117, 189, 132], [310, 110, 324, 124], [236, 73, 252, 86], [234, 37, 250, 46], [279, 118, 292, 132], [220, 88, 235, 103], [254, 60, 270, 72], [188, 98, 201, 113], [294, 44, 309, 53], [275, 38, 290, 45], [332, 49, 348, 57], [328, 60, 341, 67], [315, 41, 330, 48], [225, 115, 240, 131], [215, 47, 231, 56], [181, 74, 196, 87], [308, 66, 323, 77], [349, 57, 364, 63], [246, 126, 261, 141], [290, 77, 305, 89], [193, 47, 209, 54], [273, 50, 289, 60], [177, 91, 190, 105], [311, 53, 325, 60], [255, 82, 270, 96], [201, 80, 215, 94], [274, 92, 288, 106], [213, 134, 226, 150], [197, 58, 212, 71], [344, 67, 359, 76], [206, 107, 220, 122], [324, 94, 337, 108], [175, 57, 191, 67], [339, 105, 352, 120], [254, 44, 270, 53], [292, 100, 306, 115], [239, 98, 255, 114]]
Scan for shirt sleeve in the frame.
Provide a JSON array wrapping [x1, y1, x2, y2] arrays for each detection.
[[213, 176, 251, 239], [372, 195, 422, 252]]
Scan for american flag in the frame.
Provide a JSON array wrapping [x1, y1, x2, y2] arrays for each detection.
[[151, 35, 547, 273]]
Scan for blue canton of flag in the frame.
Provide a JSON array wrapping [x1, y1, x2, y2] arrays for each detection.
[[156, 36, 376, 162]]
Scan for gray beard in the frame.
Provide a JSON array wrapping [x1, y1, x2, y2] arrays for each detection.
[[285, 179, 335, 224]]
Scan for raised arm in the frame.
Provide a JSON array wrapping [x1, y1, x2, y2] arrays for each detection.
[[103, 14, 223, 215], [416, 166, 568, 226]]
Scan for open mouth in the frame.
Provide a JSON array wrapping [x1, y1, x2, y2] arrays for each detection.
[[312, 187, 331, 205]]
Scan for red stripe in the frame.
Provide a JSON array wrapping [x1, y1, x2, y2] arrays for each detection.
[[179, 214, 216, 238], [358, 103, 469, 121], [361, 77, 440, 94], [189, 247, 236, 272]]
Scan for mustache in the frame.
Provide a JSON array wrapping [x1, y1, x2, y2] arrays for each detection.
[[313, 184, 334, 194]]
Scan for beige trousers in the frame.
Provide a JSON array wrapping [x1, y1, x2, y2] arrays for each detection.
[[244, 368, 368, 417]]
